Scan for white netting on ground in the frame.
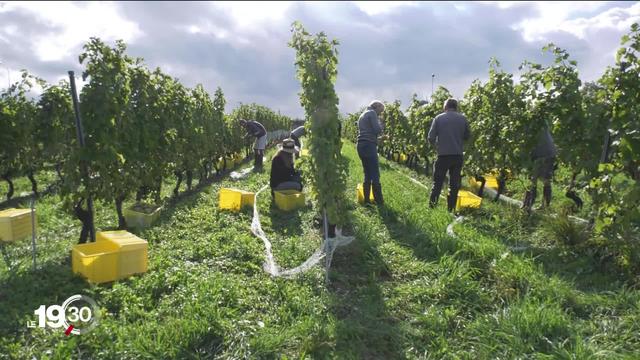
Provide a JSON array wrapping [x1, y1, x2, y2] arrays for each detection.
[[230, 167, 254, 180], [250, 185, 354, 279]]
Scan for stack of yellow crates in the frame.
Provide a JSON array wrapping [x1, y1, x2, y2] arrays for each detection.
[[0, 208, 36, 242], [72, 231, 148, 284]]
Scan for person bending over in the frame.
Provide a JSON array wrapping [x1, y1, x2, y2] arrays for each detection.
[[239, 119, 267, 170]]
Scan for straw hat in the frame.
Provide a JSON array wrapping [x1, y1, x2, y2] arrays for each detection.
[[278, 138, 300, 154]]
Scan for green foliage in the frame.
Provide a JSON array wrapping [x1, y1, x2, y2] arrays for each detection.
[[341, 109, 361, 143], [378, 100, 407, 156], [463, 58, 526, 178], [0, 71, 42, 191], [69, 37, 135, 208], [227, 103, 292, 156], [543, 212, 591, 247], [36, 81, 76, 175], [2, 142, 640, 358], [406, 87, 453, 161], [289, 21, 347, 225], [589, 23, 640, 273], [1, 37, 291, 231]]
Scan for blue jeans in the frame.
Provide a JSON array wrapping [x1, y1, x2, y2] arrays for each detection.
[[357, 141, 380, 184]]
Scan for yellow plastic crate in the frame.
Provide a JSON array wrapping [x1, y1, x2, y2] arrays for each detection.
[[356, 183, 375, 204], [219, 188, 255, 211], [300, 149, 309, 157], [469, 175, 499, 190], [123, 204, 162, 229], [490, 168, 513, 180], [0, 208, 36, 242], [456, 190, 482, 210], [72, 241, 120, 284], [97, 231, 148, 278], [274, 190, 305, 211], [483, 175, 499, 189]]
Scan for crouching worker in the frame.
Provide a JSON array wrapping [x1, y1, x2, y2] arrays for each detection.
[[270, 138, 303, 198]]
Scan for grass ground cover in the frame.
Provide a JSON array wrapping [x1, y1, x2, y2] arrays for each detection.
[[1, 143, 638, 359]]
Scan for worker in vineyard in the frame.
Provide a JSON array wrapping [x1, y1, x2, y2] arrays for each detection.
[[522, 123, 557, 211], [239, 119, 267, 170], [290, 126, 305, 148], [270, 138, 302, 197], [357, 100, 385, 205], [427, 98, 471, 212], [290, 125, 305, 158]]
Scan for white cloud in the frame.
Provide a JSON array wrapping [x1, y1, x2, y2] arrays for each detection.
[[507, 2, 635, 42], [477, 1, 524, 10], [2, 1, 142, 62], [548, 2, 640, 39], [2, 1, 639, 117], [352, 1, 418, 16], [214, 1, 293, 27]]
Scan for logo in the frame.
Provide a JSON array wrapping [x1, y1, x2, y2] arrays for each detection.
[[28, 294, 100, 335]]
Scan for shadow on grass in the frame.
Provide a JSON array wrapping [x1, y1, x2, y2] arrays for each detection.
[[377, 205, 456, 264], [523, 244, 629, 293], [0, 182, 60, 210], [268, 200, 303, 237], [320, 207, 404, 359], [465, 205, 631, 293], [0, 259, 91, 336]]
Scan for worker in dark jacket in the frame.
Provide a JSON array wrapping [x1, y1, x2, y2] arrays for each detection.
[[427, 98, 471, 212], [270, 138, 302, 197], [522, 124, 557, 211], [290, 126, 305, 148], [357, 100, 385, 205], [239, 119, 267, 170]]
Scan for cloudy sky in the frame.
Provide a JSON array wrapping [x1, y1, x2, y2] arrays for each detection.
[[1, 1, 639, 118]]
